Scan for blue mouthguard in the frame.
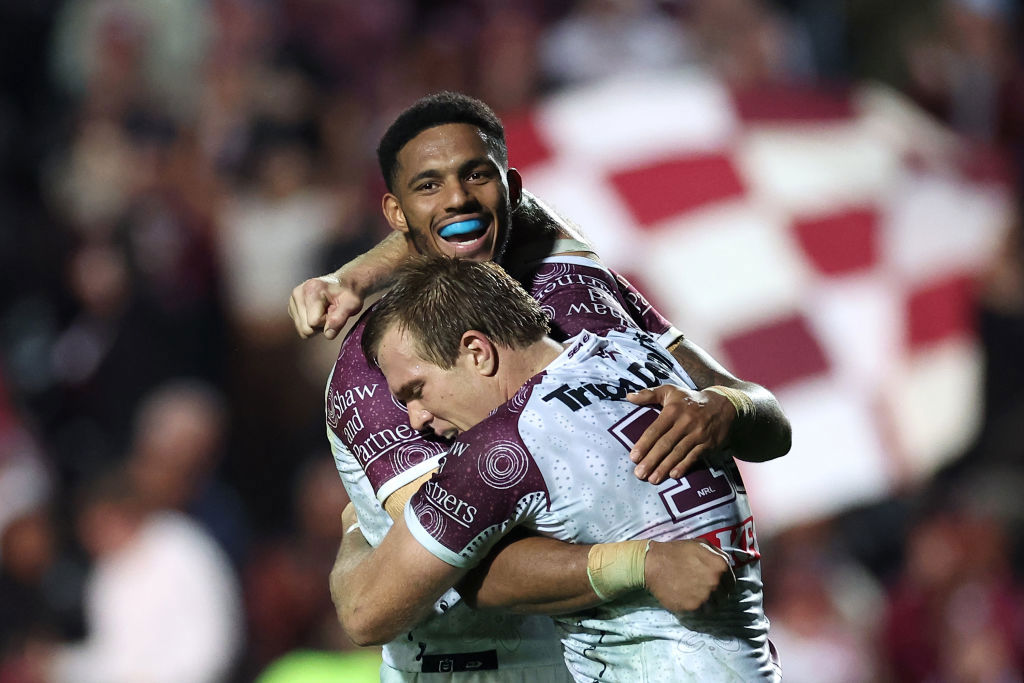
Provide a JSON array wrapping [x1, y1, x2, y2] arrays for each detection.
[[439, 219, 483, 239]]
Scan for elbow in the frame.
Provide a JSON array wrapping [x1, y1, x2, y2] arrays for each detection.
[[757, 419, 791, 462], [338, 602, 397, 647], [342, 610, 393, 647], [333, 581, 403, 646], [773, 414, 792, 459], [331, 569, 392, 646]]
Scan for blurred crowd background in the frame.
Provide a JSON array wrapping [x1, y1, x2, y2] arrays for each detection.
[[0, 0, 1022, 681]]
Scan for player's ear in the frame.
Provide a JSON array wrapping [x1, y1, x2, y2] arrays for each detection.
[[460, 330, 497, 376], [506, 168, 522, 209], [382, 193, 409, 235]]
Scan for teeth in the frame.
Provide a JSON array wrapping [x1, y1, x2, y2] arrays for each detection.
[[439, 219, 483, 239]]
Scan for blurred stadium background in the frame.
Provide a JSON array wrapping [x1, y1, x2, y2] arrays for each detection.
[[0, 0, 1022, 681]]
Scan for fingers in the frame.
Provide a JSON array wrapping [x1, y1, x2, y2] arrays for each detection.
[[644, 440, 712, 485], [289, 279, 330, 338], [648, 540, 736, 613], [323, 291, 363, 340], [632, 416, 710, 484], [629, 385, 733, 484], [634, 430, 696, 484], [288, 275, 367, 340], [697, 541, 732, 574], [696, 541, 736, 611], [629, 404, 672, 465], [288, 288, 314, 339], [628, 385, 695, 473], [626, 388, 658, 406]]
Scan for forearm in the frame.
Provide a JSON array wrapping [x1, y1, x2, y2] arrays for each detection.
[[457, 533, 601, 615], [383, 477, 603, 615], [330, 519, 464, 646], [670, 338, 791, 462], [465, 536, 731, 616], [329, 525, 374, 636], [331, 231, 412, 298]]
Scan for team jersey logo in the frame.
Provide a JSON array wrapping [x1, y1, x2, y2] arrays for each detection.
[[326, 382, 379, 429], [659, 466, 737, 522], [608, 406, 659, 450], [477, 441, 531, 490], [420, 479, 478, 526]]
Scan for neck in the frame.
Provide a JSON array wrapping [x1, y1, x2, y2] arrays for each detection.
[[499, 338, 564, 402]]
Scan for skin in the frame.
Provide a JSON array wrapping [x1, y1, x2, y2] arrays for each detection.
[[300, 117, 787, 645], [377, 326, 562, 436], [382, 123, 522, 263], [333, 505, 735, 646], [629, 338, 790, 483], [373, 121, 789, 473], [334, 332, 737, 646], [288, 126, 790, 475]]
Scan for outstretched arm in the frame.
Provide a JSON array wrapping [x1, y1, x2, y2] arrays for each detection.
[[628, 338, 791, 484], [289, 231, 411, 339]]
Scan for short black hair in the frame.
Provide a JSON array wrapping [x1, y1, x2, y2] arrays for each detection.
[[376, 91, 508, 193]]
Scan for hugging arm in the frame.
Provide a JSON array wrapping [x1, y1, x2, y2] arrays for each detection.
[[331, 507, 467, 646], [288, 231, 411, 339], [331, 500, 733, 645], [628, 337, 792, 484]]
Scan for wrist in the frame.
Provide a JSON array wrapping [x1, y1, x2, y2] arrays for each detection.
[[329, 266, 367, 298], [586, 539, 651, 601], [704, 385, 755, 439]]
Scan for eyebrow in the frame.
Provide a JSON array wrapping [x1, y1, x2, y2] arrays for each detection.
[[405, 156, 495, 191]]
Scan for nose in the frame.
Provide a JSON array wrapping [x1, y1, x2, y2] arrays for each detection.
[[443, 180, 476, 212], [408, 402, 434, 433]]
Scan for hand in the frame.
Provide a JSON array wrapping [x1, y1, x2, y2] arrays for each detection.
[[288, 273, 364, 340], [645, 540, 735, 613], [626, 385, 736, 483]]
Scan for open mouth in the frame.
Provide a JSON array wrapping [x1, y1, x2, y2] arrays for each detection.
[[438, 218, 489, 245]]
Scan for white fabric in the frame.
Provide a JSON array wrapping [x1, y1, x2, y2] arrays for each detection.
[[218, 190, 339, 322], [405, 329, 778, 681], [51, 512, 242, 683]]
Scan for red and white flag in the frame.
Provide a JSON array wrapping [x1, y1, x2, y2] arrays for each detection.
[[504, 71, 1014, 532]]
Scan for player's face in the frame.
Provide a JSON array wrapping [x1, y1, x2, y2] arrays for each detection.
[[376, 325, 491, 437], [383, 123, 520, 262]]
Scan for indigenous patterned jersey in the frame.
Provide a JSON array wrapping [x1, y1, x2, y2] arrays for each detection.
[[405, 328, 779, 682], [325, 255, 677, 677]]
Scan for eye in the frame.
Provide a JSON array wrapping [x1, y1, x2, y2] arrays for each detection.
[[399, 382, 424, 405], [417, 181, 438, 192], [466, 166, 493, 182]]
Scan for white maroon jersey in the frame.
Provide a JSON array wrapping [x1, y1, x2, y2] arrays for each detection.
[[326, 256, 677, 678], [405, 327, 780, 682]]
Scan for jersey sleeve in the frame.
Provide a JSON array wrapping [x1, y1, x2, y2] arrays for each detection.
[[518, 257, 682, 347], [404, 401, 551, 568], [327, 313, 448, 504], [611, 270, 683, 348], [521, 257, 641, 340]]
